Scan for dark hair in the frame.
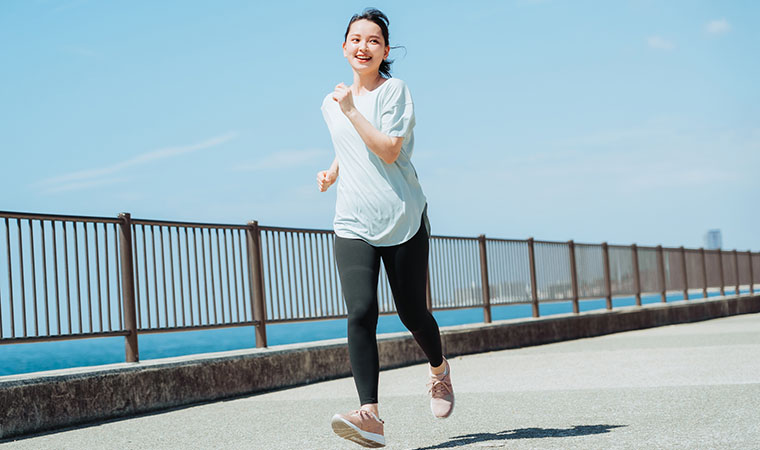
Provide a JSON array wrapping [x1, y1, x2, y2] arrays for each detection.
[[344, 8, 395, 78]]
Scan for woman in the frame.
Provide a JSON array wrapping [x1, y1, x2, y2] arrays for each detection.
[[317, 8, 454, 448]]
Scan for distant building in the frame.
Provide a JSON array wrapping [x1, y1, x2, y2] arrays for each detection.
[[704, 229, 722, 249]]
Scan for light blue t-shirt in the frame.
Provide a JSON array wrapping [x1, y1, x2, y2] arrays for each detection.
[[321, 78, 428, 246]]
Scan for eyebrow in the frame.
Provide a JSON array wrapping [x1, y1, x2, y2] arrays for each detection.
[[348, 33, 382, 39]]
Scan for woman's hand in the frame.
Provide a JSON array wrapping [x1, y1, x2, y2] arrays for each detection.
[[317, 166, 338, 192], [332, 83, 356, 115]]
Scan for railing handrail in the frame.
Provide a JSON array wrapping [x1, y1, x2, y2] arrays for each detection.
[[0, 210, 118, 224], [131, 218, 248, 230]]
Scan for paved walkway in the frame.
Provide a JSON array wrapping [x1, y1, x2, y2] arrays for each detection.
[[3, 313, 760, 449]]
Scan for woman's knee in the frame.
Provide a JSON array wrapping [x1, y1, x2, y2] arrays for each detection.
[[396, 305, 433, 332], [347, 298, 379, 327]]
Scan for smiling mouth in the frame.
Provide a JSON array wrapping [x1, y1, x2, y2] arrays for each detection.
[[356, 55, 372, 62]]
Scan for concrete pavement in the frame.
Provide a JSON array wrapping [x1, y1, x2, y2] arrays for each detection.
[[3, 313, 759, 449]]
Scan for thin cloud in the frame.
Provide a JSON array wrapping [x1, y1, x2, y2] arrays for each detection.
[[705, 19, 731, 35], [235, 149, 327, 171], [37, 132, 238, 193], [45, 177, 129, 194], [647, 36, 675, 51]]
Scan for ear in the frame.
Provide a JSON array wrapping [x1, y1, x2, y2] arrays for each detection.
[[384, 45, 390, 60], [343, 41, 348, 58]]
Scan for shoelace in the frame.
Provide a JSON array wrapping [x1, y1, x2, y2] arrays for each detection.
[[428, 375, 452, 397], [351, 409, 384, 424]]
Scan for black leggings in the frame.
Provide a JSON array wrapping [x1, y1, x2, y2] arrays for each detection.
[[335, 221, 443, 405]]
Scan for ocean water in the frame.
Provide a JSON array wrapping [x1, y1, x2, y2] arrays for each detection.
[[0, 290, 739, 376]]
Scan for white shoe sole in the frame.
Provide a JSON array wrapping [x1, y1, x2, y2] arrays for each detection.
[[431, 397, 455, 419], [331, 414, 385, 448]]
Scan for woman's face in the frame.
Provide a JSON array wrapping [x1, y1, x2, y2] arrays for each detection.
[[343, 19, 389, 75]]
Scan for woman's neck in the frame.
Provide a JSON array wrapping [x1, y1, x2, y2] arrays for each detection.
[[351, 71, 386, 96]]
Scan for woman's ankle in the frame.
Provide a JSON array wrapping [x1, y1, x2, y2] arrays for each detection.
[[360, 403, 380, 418], [430, 357, 447, 375]]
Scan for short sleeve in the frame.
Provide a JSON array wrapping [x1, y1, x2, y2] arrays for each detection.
[[321, 94, 334, 131], [380, 80, 415, 138]]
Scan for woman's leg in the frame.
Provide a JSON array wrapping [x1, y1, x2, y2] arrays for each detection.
[[334, 236, 382, 405], [382, 223, 454, 418], [381, 224, 443, 367]]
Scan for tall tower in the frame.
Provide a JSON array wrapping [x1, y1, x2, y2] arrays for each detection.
[[704, 229, 722, 250]]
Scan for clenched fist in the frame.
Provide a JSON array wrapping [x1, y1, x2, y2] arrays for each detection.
[[317, 169, 338, 192], [332, 83, 356, 115]]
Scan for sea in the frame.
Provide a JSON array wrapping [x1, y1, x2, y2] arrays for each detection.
[[0, 291, 738, 377]]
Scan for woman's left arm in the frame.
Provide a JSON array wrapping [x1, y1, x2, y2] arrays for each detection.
[[333, 83, 403, 164]]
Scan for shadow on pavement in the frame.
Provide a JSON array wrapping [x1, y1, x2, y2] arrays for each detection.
[[413, 424, 627, 449]]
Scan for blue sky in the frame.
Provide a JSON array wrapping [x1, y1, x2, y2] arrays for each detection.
[[1, 0, 758, 251]]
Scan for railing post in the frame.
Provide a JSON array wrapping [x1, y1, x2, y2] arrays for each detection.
[[425, 268, 433, 313], [700, 248, 708, 298], [632, 244, 641, 306], [477, 235, 492, 324], [568, 240, 579, 313], [657, 245, 666, 303], [527, 238, 539, 318], [733, 249, 740, 295], [680, 246, 688, 301], [118, 212, 139, 363], [749, 251, 755, 295], [718, 249, 725, 296], [246, 220, 267, 348], [602, 242, 612, 310]]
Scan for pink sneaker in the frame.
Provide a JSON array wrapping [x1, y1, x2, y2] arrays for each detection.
[[428, 358, 454, 418], [331, 409, 385, 448]]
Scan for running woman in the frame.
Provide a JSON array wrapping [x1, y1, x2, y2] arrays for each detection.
[[317, 8, 454, 448]]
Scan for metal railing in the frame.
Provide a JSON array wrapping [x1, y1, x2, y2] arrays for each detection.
[[1, 210, 758, 363], [0, 212, 126, 343], [129, 217, 255, 332]]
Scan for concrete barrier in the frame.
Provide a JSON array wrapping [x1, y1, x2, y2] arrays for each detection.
[[1, 293, 758, 440]]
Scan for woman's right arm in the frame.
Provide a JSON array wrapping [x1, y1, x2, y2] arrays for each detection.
[[317, 158, 339, 192]]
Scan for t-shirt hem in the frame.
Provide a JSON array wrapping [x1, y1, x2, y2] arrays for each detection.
[[334, 210, 426, 247]]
